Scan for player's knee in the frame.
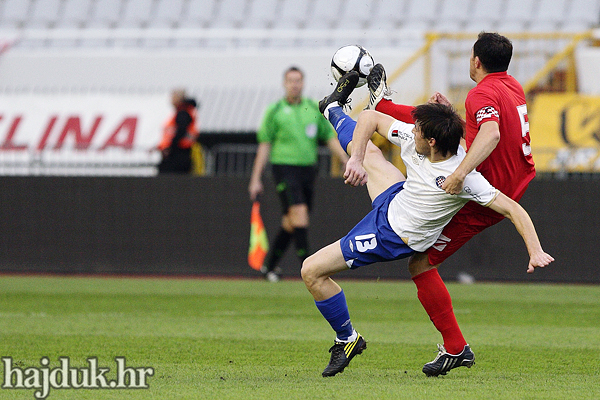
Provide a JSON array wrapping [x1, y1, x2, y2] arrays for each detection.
[[408, 253, 436, 277], [301, 254, 320, 288]]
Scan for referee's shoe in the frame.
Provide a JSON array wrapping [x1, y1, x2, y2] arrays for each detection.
[[319, 71, 359, 114], [422, 344, 475, 377], [321, 333, 367, 377]]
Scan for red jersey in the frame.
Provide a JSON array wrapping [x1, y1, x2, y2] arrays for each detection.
[[462, 71, 536, 219]]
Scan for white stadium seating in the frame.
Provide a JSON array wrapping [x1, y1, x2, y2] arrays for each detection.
[[0, 0, 598, 48]]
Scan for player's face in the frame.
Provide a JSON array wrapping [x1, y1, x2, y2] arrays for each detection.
[[413, 123, 431, 156], [284, 71, 303, 102]]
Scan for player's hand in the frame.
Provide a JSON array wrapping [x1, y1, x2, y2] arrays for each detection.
[[428, 92, 452, 107], [441, 171, 465, 195], [527, 251, 554, 273], [248, 180, 263, 201], [344, 157, 368, 187]]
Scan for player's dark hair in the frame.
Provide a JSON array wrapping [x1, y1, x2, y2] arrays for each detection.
[[473, 32, 512, 73], [411, 103, 464, 157], [284, 66, 304, 79]]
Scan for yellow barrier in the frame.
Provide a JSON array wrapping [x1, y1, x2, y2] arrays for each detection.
[[530, 93, 600, 172]]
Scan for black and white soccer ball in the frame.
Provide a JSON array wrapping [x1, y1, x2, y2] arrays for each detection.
[[331, 44, 374, 88]]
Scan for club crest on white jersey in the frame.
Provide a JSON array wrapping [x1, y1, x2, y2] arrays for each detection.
[[435, 176, 446, 188]]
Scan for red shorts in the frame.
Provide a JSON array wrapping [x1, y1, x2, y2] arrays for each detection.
[[426, 206, 503, 266]]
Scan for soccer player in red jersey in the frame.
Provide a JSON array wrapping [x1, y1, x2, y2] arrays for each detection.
[[367, 32, 536, 376]]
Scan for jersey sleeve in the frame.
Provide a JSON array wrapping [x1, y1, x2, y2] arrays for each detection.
[[386, 120, 415, 147], [466, 89, 500, 129], [459, 169, 499, 206], [377, 100, 415, 123]]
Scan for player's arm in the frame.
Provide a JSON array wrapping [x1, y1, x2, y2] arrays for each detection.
[[487, 192, 554, 273], [376, 100, 415, 123], [344, 110, 395, 186], [442, 120, 500, 194], [248, 142, 271, 201]]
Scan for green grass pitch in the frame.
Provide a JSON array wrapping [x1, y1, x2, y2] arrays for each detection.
[[0, 275, 598, 399]]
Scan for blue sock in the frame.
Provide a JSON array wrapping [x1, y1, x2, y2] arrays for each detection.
[[327, 106, 357, 153], [315, 290, 354, 341]]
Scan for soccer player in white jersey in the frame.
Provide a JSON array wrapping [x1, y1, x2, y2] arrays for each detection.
[[302, 71, 554, 377]]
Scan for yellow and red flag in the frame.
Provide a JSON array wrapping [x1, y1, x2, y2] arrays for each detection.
[[248, 201, 269, 270]]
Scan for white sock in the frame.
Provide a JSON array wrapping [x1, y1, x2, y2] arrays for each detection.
[[337, 329, 358, 343], [323, 102, 339, 120]]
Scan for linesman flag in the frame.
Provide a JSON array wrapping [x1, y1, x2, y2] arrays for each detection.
[[248, 201, 269, 271]]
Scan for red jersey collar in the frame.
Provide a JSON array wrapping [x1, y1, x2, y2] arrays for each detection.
[[478, 71, 508, 85]]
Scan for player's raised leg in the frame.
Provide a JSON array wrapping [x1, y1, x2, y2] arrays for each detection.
[[301, 240, 367, 377], [365, 63, 390, 110], [320, 71, 405, 200], [367, 63, 416, 123]]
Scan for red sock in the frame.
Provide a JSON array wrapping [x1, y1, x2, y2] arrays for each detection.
[[412, 269, 467, 354], [375, 99, 416, 123]]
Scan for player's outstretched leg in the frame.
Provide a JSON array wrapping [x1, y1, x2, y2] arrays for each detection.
[[366, 63, 390, 110], [322, 332, 367, 377], [422, 344, 475, 377], [319, 71, 359, 115], [319, 71, 359, 154]]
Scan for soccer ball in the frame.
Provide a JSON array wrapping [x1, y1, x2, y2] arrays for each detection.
[[331, 45, 374, 88]]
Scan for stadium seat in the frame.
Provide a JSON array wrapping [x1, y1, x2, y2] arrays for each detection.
[[50, 0, 94, 47], [80, 0, 123, 47], [179, 0, 217, 28], [561, 0, 600, 31], [119, 0, 155, 28], [0, 0, 32, 29], [56, 0, 92, 28], [242, 0, 278, 29], [340, 0, 376, 29], [210, 0, 249, 28], [401, 0, 439, 31], [144, 0, 186, 47], [436, 0, 471, 32], [25, 0, 62, 28], [176, 0, 217, 47], [464, 0, 505, 32], [368, 0, 407, 31], [272, 0, 311, 29], [150, 0, 186, 28], [205, 0, 251, 48], [496, 0, 537, 32], [529, 0, 569, 31], [87, 0, 123, 28], [304, 0, 344, 29]]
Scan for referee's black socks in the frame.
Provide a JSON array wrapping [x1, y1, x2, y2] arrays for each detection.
[[294, 227, 309, 264], [265, 228, 292, 272]]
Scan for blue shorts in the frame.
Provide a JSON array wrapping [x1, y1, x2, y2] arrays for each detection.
[[340, 181, 415, 269]]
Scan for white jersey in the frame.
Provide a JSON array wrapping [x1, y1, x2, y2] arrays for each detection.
[[386, 120, 498, 252]]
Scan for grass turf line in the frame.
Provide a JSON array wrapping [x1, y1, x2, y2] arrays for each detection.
[[0, 276, 598, 400]]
